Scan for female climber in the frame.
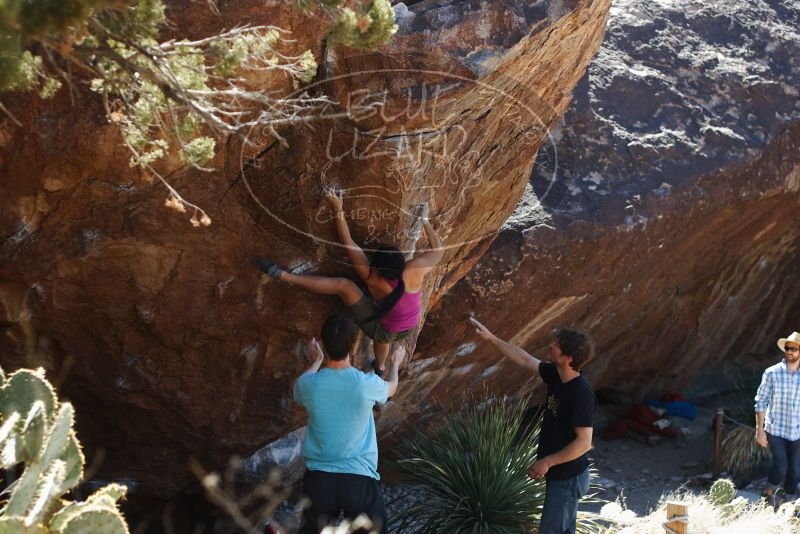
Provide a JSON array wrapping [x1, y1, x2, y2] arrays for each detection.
[[258, 189, 443, 375]]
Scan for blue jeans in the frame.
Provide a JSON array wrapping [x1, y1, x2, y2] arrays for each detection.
[[540, 468, 590, 534], [767, 433, 800, 497]]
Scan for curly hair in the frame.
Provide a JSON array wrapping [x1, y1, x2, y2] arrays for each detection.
[[555, 328, 595, 371]]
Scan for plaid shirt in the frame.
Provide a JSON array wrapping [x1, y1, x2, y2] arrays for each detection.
[[755, 360, 800, 440]]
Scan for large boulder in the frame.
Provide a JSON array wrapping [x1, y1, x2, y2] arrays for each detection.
[[0, 0, 611, 493], [408, 0, 800, 412]]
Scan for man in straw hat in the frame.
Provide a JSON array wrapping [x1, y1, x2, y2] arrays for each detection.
[[755, 331, 800, 505]]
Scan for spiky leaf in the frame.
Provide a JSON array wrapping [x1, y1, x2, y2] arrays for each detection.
[[26, 459, 67, 526], [58, 508, 128, 534], [56, 436, 84, 494], [0, 517, 47, 534], [39, 404, 73, 467], [21, 402, 47, 461], [0, 369, 57, 422], [389, 396, 603, 533], [48, 501, 82, 532], [0, 411, 21, 467], [2, 462, 42, 516], [87, 483, 127, 507], [0, 432, 18, 468], [0, 366, 128, 532], [49, 483, 127, 532]]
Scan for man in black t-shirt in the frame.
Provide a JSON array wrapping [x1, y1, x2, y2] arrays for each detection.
[[471, 318, 597, 534]]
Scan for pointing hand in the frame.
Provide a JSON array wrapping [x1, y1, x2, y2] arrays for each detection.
[[470, 316, 494, 341]]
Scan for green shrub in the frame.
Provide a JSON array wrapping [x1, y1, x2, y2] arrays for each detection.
[[389, 396, 603, 533], [0, 0, 396, 226]]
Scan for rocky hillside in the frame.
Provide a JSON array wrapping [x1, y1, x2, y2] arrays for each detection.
[[0, 0, 611, 493]]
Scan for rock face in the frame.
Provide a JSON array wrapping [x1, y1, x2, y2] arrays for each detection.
[[0, 0, 611, 493], [408, 0, 800, 412]]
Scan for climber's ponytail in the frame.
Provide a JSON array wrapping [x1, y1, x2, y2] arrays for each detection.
[[366, 245, 405, 322]]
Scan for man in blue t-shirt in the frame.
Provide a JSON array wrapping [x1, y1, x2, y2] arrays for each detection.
[[472, 317, 596, 534], [293, 313, 405, 534]]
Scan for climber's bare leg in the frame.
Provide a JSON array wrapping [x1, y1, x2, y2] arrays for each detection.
[[374, 342, 391, 373], [280, 272, 363, 306]]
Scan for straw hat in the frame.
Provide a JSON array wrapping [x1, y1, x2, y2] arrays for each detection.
[[777, 332, 800, 352]]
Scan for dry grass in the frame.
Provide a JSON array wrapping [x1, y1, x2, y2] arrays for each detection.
[[602, 491, 799, 534]]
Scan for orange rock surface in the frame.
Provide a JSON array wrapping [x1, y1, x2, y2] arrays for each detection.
[[0, 0, 611, 492]]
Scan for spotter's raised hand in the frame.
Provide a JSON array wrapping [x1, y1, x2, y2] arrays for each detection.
[[470, 316, 494, 341]]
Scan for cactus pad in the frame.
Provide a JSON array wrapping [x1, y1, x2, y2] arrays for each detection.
[[709, 478, 736, 505], [0, 365, 128, 532]]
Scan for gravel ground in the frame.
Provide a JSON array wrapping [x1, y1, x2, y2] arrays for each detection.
[[587, 405, 718, 515]]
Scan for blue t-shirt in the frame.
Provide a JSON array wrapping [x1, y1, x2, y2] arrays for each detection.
[[293, 367, 389, 479]]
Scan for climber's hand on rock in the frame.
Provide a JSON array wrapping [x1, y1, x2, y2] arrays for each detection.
[[418, 201, 430, 222], [470, 316, 494, 341], [325, 188, 344, 212], [308, 338, 324, 366]]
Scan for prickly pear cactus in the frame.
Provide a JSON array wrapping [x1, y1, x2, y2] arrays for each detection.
[[720, 496, 748, 519], [0, 366, 129, 533], [709, 478, 736, 505]]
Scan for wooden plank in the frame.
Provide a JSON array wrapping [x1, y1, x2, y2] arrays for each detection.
[[665, 501, 688, 534], [713, 408, 724, 477]]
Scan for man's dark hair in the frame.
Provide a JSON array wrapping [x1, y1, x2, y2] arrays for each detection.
[[555, 328, 595, 371], [321, 314, 358, 361]]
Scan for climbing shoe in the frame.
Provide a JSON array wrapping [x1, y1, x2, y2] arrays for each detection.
[[365, 358, 386, 378], [257, 258, 284, 279]]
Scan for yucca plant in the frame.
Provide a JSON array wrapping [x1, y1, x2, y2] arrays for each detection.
[[717, 368, 772, 481], [388, 396, 604, 533], [721, 426, 772, 481]]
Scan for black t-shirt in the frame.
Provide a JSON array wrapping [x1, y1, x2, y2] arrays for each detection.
[[537, 362, 596, 480]]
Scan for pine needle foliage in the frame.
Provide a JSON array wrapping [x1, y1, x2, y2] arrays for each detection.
[[720, 368, 772, 481], [0, 0, 396, 225], [721, 426, 771, 481]]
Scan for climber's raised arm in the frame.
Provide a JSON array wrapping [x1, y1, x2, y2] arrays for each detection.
[[407, 203, 444, 272], [327, 189, 370, 281]]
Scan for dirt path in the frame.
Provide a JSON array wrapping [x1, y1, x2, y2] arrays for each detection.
[[586, 406, 718, 514]]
